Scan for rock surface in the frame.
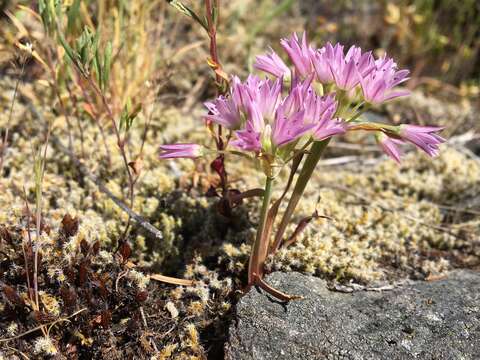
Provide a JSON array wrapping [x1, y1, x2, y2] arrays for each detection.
[[226, 270, 480, 360]]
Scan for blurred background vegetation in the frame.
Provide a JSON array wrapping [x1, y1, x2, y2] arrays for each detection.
[[0, 0, 478, 275], [1, 0, 479, 98], [0, 2, 478, 357]]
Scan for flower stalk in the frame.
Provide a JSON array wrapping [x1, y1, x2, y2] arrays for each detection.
[[271, 139, 330, 253], [248, 175, 274, 284]]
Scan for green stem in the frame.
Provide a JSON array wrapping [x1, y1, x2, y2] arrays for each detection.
[[271, 139, 330, 252], [248, 176, 274, 284]]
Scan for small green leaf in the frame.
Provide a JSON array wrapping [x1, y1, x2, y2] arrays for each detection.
[[67, 0, 81, 34], [165, 0, 208, 31], [102, 42, 113, 91], [58, 34, 77, 64], [119, 99, 141, 132], [93, 50, 101, 84]]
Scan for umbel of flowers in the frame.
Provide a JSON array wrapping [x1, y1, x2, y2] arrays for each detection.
[[160, 33, 445, 300]]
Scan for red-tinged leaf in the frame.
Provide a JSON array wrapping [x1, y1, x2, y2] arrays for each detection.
[[62, 214, 79, 237], [92, 241, 100, 255], [210, 155, 226, 179], [60, 286, 77, 308], [78, 260, 89, 287], [119, 242, 131, 262], [282, 210, 333, 249], [80, 239, 89, 255], [135, 290, 148, 303], [128, 158, 143, 176], [3, 285, 24, 306], [64, 266, 76, 283], [214, 67, 230, 83], [95, 280, 108, 300], [101, 310, 112, 328], [228, 188, 264, 208], [82, 103, 96, 118], [0, 226, 13, 244], [216, 197, 231, 218], [205, 185, 219, 198], [31, 310, 56, 324]]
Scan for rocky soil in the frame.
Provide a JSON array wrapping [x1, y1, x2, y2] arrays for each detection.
[[226, 270, 480, 360]]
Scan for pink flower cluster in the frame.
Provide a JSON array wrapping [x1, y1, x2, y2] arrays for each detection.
[[160, 32, 445, 163], [204, 75, 344, 154], [256, 33, 410, 104]]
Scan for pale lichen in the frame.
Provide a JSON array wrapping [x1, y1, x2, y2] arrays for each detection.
[[33, 336, 57, 356]]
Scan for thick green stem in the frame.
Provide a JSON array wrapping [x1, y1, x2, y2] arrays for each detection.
[[271, 139, 330, 252], [248, 176, 274, 284]]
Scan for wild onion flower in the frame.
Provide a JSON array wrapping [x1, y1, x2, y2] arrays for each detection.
[[159, 143, 203, 159], [230, 81, 314, 156], [302, 91, 345, 140], [376, 132, 404, 163], [398, 125, 445, 157], [312, 43, 375, 91], [159, 32, 445, 301], [358, 57, 410, 104], [312, 43, 338, 84], [254, 48, 291, 79], [280, 32, 314, 78], [204, 95, 242, 129]]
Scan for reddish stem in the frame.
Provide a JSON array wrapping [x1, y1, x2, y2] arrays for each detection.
[[205, 0, 229, 194]]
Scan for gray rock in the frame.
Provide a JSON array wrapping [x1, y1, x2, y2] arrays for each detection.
[[226, 270, 480, 360]]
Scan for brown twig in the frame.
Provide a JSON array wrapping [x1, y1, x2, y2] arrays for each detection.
[[0, 308, 87, 343], [55, 136, 163, 240], [150, 273, 195, 286], [25, 102, 164, 241], [87, 77, 137, 229]]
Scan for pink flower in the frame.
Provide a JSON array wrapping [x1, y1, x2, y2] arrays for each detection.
[[254, 48, 291, 78], [312, 43, 340, 84], [313, 119, 346, 140], [301, 90, 346, 140], [159, 143, 203, 159], [280, 32, 315, 78], [399, 125, 445, 157], [345, 46, 375, 77], [357, 55, 410, 104], [231, 100, 312, 153], [303, 92, 336, 124], [230, 79, 320, 153], [271, 106, 312, 148], [204, 96, 242, 129], [249, 76, 283, 121], [329, 45, 375, 91], [376, 132, 404, 163], [231, 124, 262, 152], [204, 75, 280, 130]]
